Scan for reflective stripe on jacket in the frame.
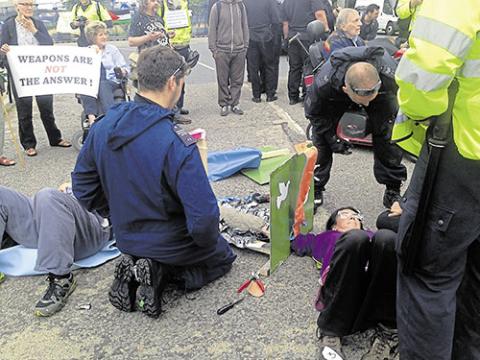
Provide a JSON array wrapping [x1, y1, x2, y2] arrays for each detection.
[[393, 0, 480, 160]]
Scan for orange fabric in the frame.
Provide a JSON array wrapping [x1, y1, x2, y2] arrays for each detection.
[[293, 146, 318, 237]]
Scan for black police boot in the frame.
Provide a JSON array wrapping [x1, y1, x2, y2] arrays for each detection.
[[134, 258, 166, 318], [109, 254, 138, 312], [383, 187, 401, 208]]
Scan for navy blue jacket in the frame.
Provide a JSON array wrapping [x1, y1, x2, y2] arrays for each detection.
[[1, 15, 53, 46], [72, 95, 224, 265]]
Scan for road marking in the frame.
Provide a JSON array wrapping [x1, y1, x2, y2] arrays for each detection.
[[198, 62, 216, 71], [243, 82, 304, 136], [267, 101, 305, 135]]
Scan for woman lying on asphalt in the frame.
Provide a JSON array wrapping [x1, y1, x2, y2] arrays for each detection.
[[292, 203, 402, 360]]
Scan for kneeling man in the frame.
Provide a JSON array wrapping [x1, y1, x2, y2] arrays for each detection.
[[72, 45, 237, 318]]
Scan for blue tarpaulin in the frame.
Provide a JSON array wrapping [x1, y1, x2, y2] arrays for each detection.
[[207, 147, 262, 182], [0, 241, 120, 276]]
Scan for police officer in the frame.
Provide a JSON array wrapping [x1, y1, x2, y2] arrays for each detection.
[[158, 0, 192, 115], [281, 0, 335, 105], [393, 0, 480, 358], [72, 46, 236, 318], [244, 0, 281, 102], [70, 0, 112, 46], [304, 46, 407, 210]]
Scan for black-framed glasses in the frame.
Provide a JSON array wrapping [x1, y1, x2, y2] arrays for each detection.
[[171, 60, 191, 79], [350, 80, 382, 96]]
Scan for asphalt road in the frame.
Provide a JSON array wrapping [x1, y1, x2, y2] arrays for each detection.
[[0, 38, 414, 360]]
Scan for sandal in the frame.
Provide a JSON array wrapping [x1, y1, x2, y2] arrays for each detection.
[[53, 139, 72, 148], [0, 156, 15, 166], [25, 148, 37, 157]]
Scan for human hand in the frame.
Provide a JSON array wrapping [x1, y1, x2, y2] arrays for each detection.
[[0, 44, 10, 54], [168, 30, 176, 39], [58, 182, 72, 193], [330, 136, 353, 155], [18, 15, 37, 33], [410, 0, 423, 8], [388, 201, 403, 217], [146, 31, 164, 42]]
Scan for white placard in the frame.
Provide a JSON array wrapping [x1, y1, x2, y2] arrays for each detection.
[[165, 9, 189, 29], [6, 45, 101, 98]]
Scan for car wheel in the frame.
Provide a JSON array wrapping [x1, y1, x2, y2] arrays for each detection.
[[386, 21, 395, 36]]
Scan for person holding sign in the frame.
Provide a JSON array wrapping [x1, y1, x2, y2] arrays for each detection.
[[0, 0, 71, 157], [158, 0, 192, 116]]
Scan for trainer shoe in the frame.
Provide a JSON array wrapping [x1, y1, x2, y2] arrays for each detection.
[[34, 273, 77, 317], [135, 258, 165, 318], [231, 106, 244, 115], [317, 330, 345, 360], [220, 106, 230, 116], [361, 324, 398, 360], [383, 188, 401, 208], [109, 254, 138, 312]]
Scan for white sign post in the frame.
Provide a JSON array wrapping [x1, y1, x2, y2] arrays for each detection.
[[7, 45, 101, 98]]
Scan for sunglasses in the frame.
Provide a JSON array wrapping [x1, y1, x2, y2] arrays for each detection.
[[336, 209, 364, 221], [350, 80, 382, 96], [171, 60, 191, 78]]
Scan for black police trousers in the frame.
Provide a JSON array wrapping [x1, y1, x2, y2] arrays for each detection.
[[311, 95, 407, 192], [317, 229, 397, 336], [247, 38, 277, 98], [287, 39, 309, 101], [396, 139, 480, 359]]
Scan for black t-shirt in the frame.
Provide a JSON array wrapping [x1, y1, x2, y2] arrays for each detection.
[[281, 0, 329, 38], [128, 11, 169, 51]]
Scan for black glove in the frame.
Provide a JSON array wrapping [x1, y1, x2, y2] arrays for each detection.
[[281, 39, 289, 53], [329, 135, 353, 155]]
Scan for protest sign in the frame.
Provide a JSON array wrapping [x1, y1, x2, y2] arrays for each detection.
[[269, 146, 317, 274], [7, 45, 101, 98]]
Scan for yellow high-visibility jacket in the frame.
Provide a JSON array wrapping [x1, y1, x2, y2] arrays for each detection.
[[393, 0, 480, 160], [396, 0, 421, 31], [158, 0, 192, 48], [71, 0, 111, 22]]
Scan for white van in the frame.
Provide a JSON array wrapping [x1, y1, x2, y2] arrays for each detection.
[[354, 0, 398, 35]]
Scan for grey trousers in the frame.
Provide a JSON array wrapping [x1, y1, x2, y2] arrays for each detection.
[[396, 141, 480, 359], [0, 186, 110, 275], [214, 50, 246, 107]]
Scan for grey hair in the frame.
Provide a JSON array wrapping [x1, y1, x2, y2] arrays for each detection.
[[335, 8, 359, 30], [85, 21, 107, 45]]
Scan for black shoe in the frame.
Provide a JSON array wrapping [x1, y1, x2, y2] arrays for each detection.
[[289, 98, 300, 105], [109, 254, 137, 312], [266, 95, 278, 102], [252, 97, 261, 103], [383, 188, 401, 208], [173, 113, 192, 125], [179, 108, 189, 115], [134, 258, 165, 318], [314, 189, 324, 214]]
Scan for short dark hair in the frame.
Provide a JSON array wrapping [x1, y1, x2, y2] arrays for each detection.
[[366, 4, 380, 13], [325, 206, 364, 231], [137, 45, 188, 91]]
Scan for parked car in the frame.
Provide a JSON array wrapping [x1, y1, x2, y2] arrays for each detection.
[[354, 0, 398, 35]]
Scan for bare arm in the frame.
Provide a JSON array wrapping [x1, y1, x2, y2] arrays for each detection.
[[315, 10, 329, 32]]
